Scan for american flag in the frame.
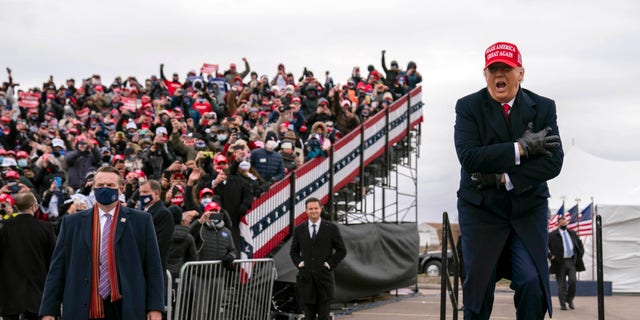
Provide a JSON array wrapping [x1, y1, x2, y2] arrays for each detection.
[[567, 205, 580, 231], [548, 205, 564, 232], [239, 215, 254, 283], [577, 203, 594, 237]]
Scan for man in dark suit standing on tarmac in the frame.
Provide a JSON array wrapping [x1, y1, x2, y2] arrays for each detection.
[[454, 41, 563, 320], [290, 197, 347, 320], [548, 216, 585, 311]]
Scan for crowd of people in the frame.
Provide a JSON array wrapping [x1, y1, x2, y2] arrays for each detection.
[[0, 52, 421, 233], [0, 53, 420, 318]]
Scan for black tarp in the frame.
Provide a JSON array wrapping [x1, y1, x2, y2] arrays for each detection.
[[273, 222, 419, 301]]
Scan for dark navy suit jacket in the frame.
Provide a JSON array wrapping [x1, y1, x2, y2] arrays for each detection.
[[290, 219, 347, 304], [39, 205, 165, 320], [454, 87, 563, 316]]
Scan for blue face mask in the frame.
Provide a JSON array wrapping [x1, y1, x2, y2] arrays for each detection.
[[217, 134, 227, 141], [94, 187, 119, 205], [140, 194, 153, 209], [17, 159, 29, 167], [200, 197, 212, 206]]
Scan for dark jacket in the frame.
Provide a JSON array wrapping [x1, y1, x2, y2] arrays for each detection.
[[167, 225, 198, 278], [0, 214, 56, 316], [290, 219, 347, 304], [146, 201, 175, 272], [65, 147, 101, 190], [190, 221, 236, 261], [548, 228, 585, 274], [39, 206, 165, 320], [454, 87, 563, 316], [250, 147, 285, 182]]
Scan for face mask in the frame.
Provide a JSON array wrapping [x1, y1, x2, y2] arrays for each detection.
[[212, 219, 225, 229], [140, 194, 153, 208], [17, 159, 28, 167], [102, 156, 111, 163], [171, 195, 184, 206], [265, 140, 278, 151], [0, 156, 4, 164], [195, 141, 206, 149], [201, 197, 212, 206], [94, 187, 119, 205], [217, 134, 227, 141], [559, 225, 567, 230]]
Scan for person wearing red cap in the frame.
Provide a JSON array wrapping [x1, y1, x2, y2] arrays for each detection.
[[454, 42, 563, 320], [197, 152, 252, 252], [0, 193, 17, 220], [188, 200, 236, 317], [223, 57, 251, 85]]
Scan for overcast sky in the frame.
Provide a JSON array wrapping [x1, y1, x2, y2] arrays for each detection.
[[3, 0, 639, 222]]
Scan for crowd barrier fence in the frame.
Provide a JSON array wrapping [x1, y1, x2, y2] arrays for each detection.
[[172, 259, 277, 320]]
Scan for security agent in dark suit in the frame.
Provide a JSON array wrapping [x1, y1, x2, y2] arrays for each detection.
[[548, 216, 585, 310], [139, 179, 175, 272], [454, 42, 563, 320], [39, 166, 164, 320], [290, 197, 347, 320], [0, 192, 56, 320]]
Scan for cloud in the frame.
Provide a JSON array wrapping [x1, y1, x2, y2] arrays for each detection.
[[3, 0, 639, 221]]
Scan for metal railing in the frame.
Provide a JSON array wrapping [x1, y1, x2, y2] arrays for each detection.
[[440, 211, 460, 320], [172, 259, 277, 320]]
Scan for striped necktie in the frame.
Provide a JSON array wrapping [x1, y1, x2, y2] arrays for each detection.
[[98, 214, 112, 299]]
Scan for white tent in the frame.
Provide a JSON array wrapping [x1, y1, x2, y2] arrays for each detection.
[[548, 146, 640, 293]]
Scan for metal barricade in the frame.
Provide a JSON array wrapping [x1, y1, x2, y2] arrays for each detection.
[[166, 270, 173, 320], [173, 259, 277, 320]]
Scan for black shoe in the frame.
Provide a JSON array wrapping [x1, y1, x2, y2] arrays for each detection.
[[568, 301, 575, 309], [560, 305, 567, 310]]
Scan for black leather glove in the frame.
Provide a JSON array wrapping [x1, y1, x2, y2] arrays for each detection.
[[516, 122, 560, 157], [471, 173, 501, 190]]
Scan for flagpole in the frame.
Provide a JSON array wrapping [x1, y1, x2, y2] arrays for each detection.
[[575, 198, 581, 280], [592, 199, 596, 280]]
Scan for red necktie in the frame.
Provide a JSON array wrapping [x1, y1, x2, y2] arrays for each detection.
[[502, 104, 511, 119]]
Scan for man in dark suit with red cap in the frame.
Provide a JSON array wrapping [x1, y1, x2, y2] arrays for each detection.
[[454, 42, 563, 320]]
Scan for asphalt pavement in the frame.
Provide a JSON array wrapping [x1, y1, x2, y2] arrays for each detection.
[[334, 288, 638, 320]]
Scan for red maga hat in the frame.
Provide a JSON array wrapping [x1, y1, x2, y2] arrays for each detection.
[[204, 201, 221, 212], [485, 42, 522, 68], [199, 188, 214, 199]]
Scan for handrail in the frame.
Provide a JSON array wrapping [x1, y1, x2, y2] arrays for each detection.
[[440, 211, 460, 320]]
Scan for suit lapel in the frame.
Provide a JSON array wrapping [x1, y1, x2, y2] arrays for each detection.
[[510, 89, 536, 137], [484, 94, 511, 142], [115, 206, 129, 243], [82, 209, 93, 250]]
